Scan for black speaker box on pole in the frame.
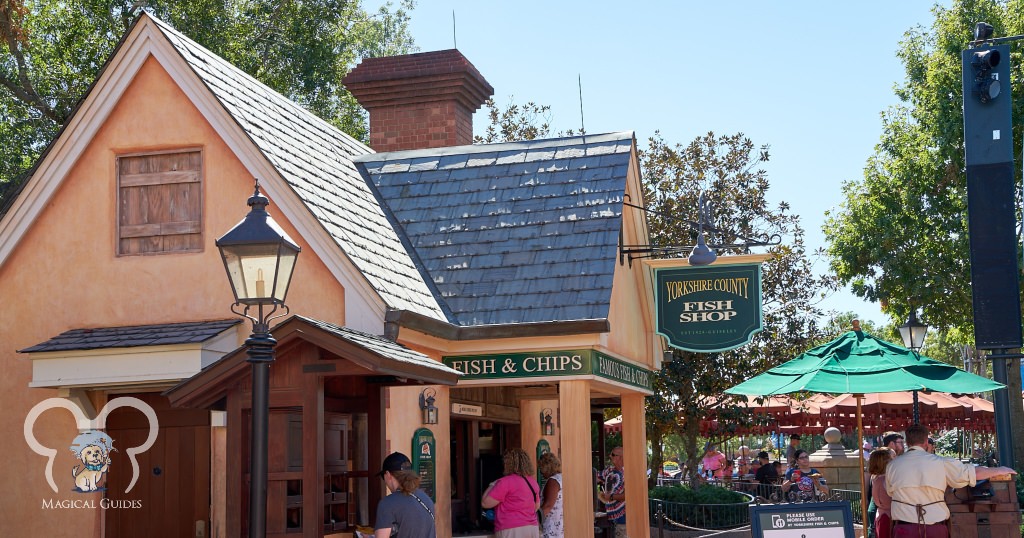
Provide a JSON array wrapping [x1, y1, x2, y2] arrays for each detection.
[[962, 44, 1023, 350], [965, 162, 1022, 349]]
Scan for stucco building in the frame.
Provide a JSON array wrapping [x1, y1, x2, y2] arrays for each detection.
[[2, 14, 663, 537]]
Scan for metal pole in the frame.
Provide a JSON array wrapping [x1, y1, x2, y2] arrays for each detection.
[[856, 396, 868, 537], [247, 327, 276, 538], [991, 352, 1014, 468], [912, 390, 920, 425]]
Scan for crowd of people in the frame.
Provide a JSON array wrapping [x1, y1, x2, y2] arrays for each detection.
[[866, 425, 1016, 538], [653, 426, 1017, 538], [369, 425, 1015, 538]]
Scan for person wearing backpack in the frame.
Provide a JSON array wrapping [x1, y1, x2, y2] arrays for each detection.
[[374, 452, 436, 538], [482, 448, 541, 538]]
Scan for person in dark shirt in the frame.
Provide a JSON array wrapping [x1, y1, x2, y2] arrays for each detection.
[[753, 451, 779, 498], [374, 452, 435, 538]]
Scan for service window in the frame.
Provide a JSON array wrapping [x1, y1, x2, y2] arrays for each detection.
[[117, 149, 203, 255]]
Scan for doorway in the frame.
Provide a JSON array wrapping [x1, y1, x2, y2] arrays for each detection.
[[450, 419, 517, 533]]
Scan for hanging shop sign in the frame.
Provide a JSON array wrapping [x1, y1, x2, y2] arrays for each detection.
[[442, 350, 651, 392], [655, 263, 763, 352], [411, 428, 436, 501]]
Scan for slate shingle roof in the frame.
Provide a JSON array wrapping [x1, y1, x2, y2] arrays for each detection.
[[355, 132, 634, 326], [20, 320, 240, 353], [150, 17, 444, 321], [292, 316, 460, 378]]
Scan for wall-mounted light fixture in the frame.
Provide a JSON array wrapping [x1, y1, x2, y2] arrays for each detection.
[[540, 408, 554, 436], [419, 388, 438, 425]]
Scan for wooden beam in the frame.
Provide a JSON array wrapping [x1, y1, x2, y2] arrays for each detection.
[[302, 348, 325, 536], [622, 393, 650, 538], [559, 380, 593, 537]]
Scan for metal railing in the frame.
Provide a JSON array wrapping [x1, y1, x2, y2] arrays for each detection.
[[649, 496, 753, 532], [648, 482, 864, 535]]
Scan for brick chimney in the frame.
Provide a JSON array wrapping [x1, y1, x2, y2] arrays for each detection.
[[343, 49, 493, 152]]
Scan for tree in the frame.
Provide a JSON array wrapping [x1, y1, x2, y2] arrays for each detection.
[[472, 97, 582, 144], [641, 131, 830, 485], [822, 0, 1024, 466], [0, 0, 416, 204]]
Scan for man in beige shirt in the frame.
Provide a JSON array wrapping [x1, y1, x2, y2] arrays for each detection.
[[886, 424, 1015, 537]]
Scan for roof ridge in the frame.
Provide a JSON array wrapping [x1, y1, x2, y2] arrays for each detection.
[[147, 14, 371, 155], [145, 13, 446, 321], [354, 131, 635, 163]]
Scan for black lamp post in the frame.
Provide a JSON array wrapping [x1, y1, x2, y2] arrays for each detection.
[[216, 182, 300, 538], [899, 309, 929, 424]]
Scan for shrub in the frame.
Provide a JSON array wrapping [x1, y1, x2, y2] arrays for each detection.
[[649, 484, 750, 529]]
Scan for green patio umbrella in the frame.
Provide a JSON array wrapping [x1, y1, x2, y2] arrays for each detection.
[[726, 329, 1004, 396], [725, 326, 1005, 533]]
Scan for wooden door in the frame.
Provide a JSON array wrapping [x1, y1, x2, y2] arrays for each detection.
[[105, 394, 211, 538]]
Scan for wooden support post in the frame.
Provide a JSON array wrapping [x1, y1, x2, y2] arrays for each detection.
[[623, 393, 650, 538], [302, 357, 325, 535], [559, 380, 594, 537]]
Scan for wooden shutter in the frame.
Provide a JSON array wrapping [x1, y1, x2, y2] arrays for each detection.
[[118, 150, 202, 255]]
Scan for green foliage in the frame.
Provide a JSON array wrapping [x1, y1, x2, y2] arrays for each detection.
[[0, 0, 417, 203], [473, 97, 583, 144], [823, 0, 1023, 334], [823, 0, 1024, 463], [649, 484, 750, 529], [474, 98, 552, 143], [649, 484, 746, 504], [642, 131, 830, 485]]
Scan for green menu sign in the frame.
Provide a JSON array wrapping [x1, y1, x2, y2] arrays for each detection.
[[412, 428, 436, 501], [655, 263, 763, 352], [442, 350, 652, 391]]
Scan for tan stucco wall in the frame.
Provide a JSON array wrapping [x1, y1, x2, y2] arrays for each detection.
[[605, 149, 656, 370], [0, 55, 346, 536], [385, 385, 452, 536]]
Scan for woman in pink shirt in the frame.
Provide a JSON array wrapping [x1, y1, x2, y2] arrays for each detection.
[[869, 448, 895, 538], [482, 448, 541, 538], [701, 444, 726, 479]]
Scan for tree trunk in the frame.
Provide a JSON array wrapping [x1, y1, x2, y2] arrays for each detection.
[[649, 431, 664, 490]]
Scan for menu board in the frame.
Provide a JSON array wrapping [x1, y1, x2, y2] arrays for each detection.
[[411, 428, 436, 501], [536, 440, 551, 489], [749, 502, 853, 538]]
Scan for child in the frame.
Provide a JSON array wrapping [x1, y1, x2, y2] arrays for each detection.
[[722, 459, 735, 482]]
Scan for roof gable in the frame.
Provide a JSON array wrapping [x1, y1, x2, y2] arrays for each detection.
[[0, 14, 444, 328], [355, 132, 634, 326], [165, 315, 461, 408]]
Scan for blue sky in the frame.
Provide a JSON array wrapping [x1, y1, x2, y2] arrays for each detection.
[[379, 1, 952, 326]]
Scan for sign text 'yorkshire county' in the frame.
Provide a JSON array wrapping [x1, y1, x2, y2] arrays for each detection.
[[655, 263, 763, 352]]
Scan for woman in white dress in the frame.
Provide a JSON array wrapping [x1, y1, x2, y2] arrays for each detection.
[[538, 452, 563, 538]]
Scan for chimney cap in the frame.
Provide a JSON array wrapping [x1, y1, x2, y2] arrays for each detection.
[[343, 49, 494, 110]]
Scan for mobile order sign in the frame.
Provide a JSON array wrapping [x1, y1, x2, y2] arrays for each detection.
[[749, 502, 854, 538]]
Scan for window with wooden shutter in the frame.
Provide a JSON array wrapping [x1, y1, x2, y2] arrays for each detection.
[[117, 150, 203, 255]]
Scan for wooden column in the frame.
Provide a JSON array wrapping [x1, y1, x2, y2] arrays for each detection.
[[622, 392, 650, 538], [301, 363, 325, 536], [368, 383, 385, 524], [226, 389, 244, 537], [210, 412, 227, 538], [434, 386, 452, 537], [559, 380, 594, 537]]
